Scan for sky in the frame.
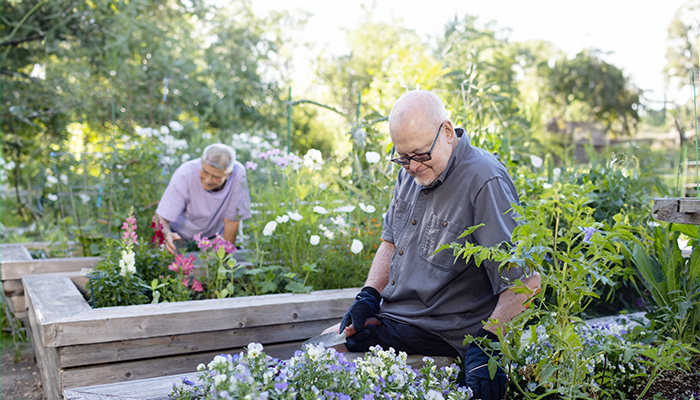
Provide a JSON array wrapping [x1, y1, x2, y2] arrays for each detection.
[[251, 0, 690, 110]]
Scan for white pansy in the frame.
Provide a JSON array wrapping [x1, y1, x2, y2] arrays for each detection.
[[310, 235, 320, 245], [160, 125, 170, 134], [288, 211, 303, 221], [530, 154, 543, 168], [365, 151, 381, 164], [276, 215, 290, 223], [197, 363, 206, 371], [359, 203, 376, 213], [169, 121, 184, 132], [334, 205, 356, 213], [46, 176, 58, 184], [47, 194, 58, 201], [351, 239, 363, 254], [263, 221, 277, 236], [213, 374, 227, 386], [313, 206, 329, 214], [247, 342, 263, 357], [426, 389, 444, 400]]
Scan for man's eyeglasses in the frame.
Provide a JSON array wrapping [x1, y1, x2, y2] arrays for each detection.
[[390, 122, 445, 166]]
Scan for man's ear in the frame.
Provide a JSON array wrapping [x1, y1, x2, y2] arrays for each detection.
[[443, 121, 456, 143]]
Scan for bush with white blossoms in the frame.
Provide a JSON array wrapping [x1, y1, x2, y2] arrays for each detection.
[[171, 343, 471, 400]]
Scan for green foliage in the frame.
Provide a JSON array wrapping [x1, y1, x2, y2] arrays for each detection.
[[625, 223, 700, 345], [87, 237, 173, 308]]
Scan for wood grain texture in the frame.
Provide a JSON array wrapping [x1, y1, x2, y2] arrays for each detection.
[[2, 257, 101, 280], [653, 198, 700, 224], [26, 292, 63, 400], [58, 318, 338, 367], [0, 243, 33, 263], [60, 341, 304, 393], [38, 285, 357, 347]]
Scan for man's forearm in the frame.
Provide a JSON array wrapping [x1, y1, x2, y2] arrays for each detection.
[[485, 273, 541, 334], [156, 214, 173, 235], [364, 240, 395, 293], [223, 219, 239, 244]]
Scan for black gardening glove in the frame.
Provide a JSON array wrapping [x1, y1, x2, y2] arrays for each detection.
[[340, 286, 381, 333], [463, 328, 507, 400]]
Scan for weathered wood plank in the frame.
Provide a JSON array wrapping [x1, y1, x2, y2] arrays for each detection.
[[677, 198, 700, 213], [41, 286, 357, 347], [58, 318, 338, 368], [0, 243, 33, 263], [653, 198, 700, 224], [26, 291, 63, 400], [2, 257, 101, 280], [60, 341, 305, 393], [8, 294, 26, 316], [3, 279, 24, 296], [23, 275, 92, 348]]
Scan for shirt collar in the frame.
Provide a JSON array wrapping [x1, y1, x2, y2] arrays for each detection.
[[422, 128, 469, 188]]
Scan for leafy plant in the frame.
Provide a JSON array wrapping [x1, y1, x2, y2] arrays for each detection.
[[625, 222, 700, 345]]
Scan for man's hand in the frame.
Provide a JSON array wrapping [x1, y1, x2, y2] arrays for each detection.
[[164, 232, 182, 255], [463, 331, 507, 400], [340, 286, 381, 333]]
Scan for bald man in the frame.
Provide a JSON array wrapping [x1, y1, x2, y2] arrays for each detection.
[[325, 91, 540, 399]]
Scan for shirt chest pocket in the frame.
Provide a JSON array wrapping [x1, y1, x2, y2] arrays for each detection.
[[420, 213, 468, 272]]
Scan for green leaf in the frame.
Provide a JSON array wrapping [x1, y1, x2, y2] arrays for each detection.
[[217, 246, 225, 259]]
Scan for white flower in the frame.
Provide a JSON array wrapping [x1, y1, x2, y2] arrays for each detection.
[[60, 174, 68, 184], [4, 160, 15, 170], [351, 239, 364, 254], [213, 374, 227, 386], [123, 178, 130, 184], [318, 182, 327, 191], [182, 153, 191, 163], [313, 206, 329, 214], [169, 121, 184, 132], [276, 215, 290, 223], [287, 211, 303, 221], [310, 235, 320, 246], [160, 125, 170, 134], [120, 135, 129, 141], [263, 221, 277, 236], [365, 151, 381, 164], [334, 205, 356, 213], [247, 342, 263, 357], [119, 250, 136, 276], [359, 203, 376, 213], [78, 194, 90, 204], [543, 183, 552, 189], [530, 154, 543, 168], [47, 194, 58, 201], [426, 389, 444, 400], [197, 363, 206, 371], [303, 149, 324, 170], [323, 230, 335, 240], [307, 345, 324, 361], [202, 132, 212, 140], [135, 127, 154, 138], [46, 176, 58, 184], [331, 216, 346, 227]]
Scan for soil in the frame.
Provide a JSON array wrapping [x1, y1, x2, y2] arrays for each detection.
[[1, 343, 44, 400], [632, 359, 700, 400]]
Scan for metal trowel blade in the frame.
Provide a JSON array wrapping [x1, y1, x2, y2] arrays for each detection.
[[303, 331, 347, 348]]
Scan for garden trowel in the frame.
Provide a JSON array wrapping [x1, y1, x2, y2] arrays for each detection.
[[303, 317, 381, 348]]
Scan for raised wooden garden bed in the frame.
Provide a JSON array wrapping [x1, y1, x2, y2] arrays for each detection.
[[1, 243, 100, 319], [23, 272, 356, 400]]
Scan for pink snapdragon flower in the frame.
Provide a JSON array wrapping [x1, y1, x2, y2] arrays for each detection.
[[121, 214, 138, 244], [191, 278, 203, 292]]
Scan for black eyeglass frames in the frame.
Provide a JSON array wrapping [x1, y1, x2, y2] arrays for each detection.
[[389, 121, 445, 166]]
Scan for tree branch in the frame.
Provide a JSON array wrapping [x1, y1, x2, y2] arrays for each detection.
[[0, 34, 45, 48], [0, 69, 39, 82]]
